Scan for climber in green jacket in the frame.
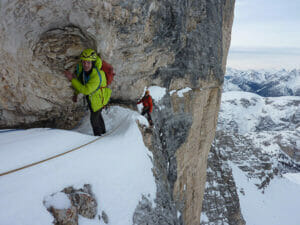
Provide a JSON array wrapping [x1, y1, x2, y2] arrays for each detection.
[[64, 49, 111, 136]]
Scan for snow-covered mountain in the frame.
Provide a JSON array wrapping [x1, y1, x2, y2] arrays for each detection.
[[218, 91, 300, 167], [201, 84, 300, 224], [224, 68, 300, 97], [219, 91, 300, 134]]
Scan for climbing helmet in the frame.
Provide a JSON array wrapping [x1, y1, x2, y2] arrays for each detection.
[[80, 49, 97, 61]]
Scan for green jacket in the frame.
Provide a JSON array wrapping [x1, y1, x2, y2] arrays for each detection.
[[71, 59, 112, 112]]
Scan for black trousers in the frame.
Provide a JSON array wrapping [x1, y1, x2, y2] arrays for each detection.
[[141, 107, 153, 125], [90, 109, 106, 136]]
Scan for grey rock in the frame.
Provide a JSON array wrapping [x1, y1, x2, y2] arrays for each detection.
[[256, 116, 276, 131], [201, 145, 245, 225], [45, 184, 98, 225], [101, 211, 109, 224], [48, 206, 78, 225], [63, 184, 97, 219], [69, 192, 97, 219]]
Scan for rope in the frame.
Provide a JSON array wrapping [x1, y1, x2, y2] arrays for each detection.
[[0, 118, 125, 177]]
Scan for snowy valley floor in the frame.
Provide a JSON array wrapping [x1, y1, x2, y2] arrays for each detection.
[[231, 163, 300, 225], [0, 106, 156, 225]]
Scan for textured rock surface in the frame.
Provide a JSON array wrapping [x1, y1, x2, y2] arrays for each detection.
[[63, 184, 97, 219], [201, 145, 245, 225], [48, 206, 78, 225], [44, 184, 98, 225], [1, 1, 235, 224]]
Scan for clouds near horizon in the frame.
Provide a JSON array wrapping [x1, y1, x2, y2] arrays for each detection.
[[228, 0, 300, 69]]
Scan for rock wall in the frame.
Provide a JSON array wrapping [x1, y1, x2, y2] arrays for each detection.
[[201, 145, 245, 225], [0, 0, 235, 224]]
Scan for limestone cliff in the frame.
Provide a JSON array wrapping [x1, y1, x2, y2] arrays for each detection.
[[0, 0, 235, 224]]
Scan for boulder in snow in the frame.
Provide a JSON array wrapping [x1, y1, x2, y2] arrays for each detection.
[[44, 184, 98, 225]]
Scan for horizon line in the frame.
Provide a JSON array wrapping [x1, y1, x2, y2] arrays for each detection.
[[229, 46, 300, 55]]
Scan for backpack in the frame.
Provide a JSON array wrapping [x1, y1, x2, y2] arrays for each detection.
[[101, 60, 115, 86], [93, 57, 115, 87]]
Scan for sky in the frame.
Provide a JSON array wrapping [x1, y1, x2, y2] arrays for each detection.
[[227, 0, 300, 70]]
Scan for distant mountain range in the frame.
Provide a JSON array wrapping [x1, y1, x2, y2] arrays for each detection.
[[224, 68, 300, 97]]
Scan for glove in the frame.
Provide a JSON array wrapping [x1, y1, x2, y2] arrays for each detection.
[[64, 70, 74, 81]]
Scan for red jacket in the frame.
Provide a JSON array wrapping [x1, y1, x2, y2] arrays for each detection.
[[137, 95, 153, 113]]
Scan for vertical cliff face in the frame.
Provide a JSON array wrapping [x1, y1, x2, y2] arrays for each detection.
[[201, 144, 245, 225], [0, 0, 235, 224]]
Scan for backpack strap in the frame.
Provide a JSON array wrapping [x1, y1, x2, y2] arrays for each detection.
[[95, 67, 102, 91], [95, 67, 105, 105], [76, 64, 79, 76]]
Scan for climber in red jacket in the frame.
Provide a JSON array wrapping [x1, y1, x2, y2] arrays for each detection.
[[137, 90, 153, 126]]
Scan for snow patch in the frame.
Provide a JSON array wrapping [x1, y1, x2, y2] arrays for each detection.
[[230, 163, 300, 225], [177, 87, 192, 97], [200, 212, 209, 223], [169, 87, 192, 97], [44, 192, 71, 210], [169, 90, 176, 95], [283, 173, 300, 186], [148, 86, 166, 102]]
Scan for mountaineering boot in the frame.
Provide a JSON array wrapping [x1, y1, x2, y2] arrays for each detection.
[[148, 119, 153, 127]]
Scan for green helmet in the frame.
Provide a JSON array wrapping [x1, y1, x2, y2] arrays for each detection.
[[80, 49, 97, 61]]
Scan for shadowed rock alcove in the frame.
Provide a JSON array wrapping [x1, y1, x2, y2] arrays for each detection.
[[33, 26, 97, 73], [0, 25, 99, 129]]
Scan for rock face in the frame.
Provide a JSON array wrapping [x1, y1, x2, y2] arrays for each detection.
[[201, 145, 245, 225], [0, 1, 235, 224]]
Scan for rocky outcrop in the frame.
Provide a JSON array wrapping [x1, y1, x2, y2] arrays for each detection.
[[44, 184, 101, 225], [0, 1, 235, 224], [201, 145, 245, 225]]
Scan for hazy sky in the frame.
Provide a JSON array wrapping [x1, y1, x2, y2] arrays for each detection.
[[227, 0, 300, 70]]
